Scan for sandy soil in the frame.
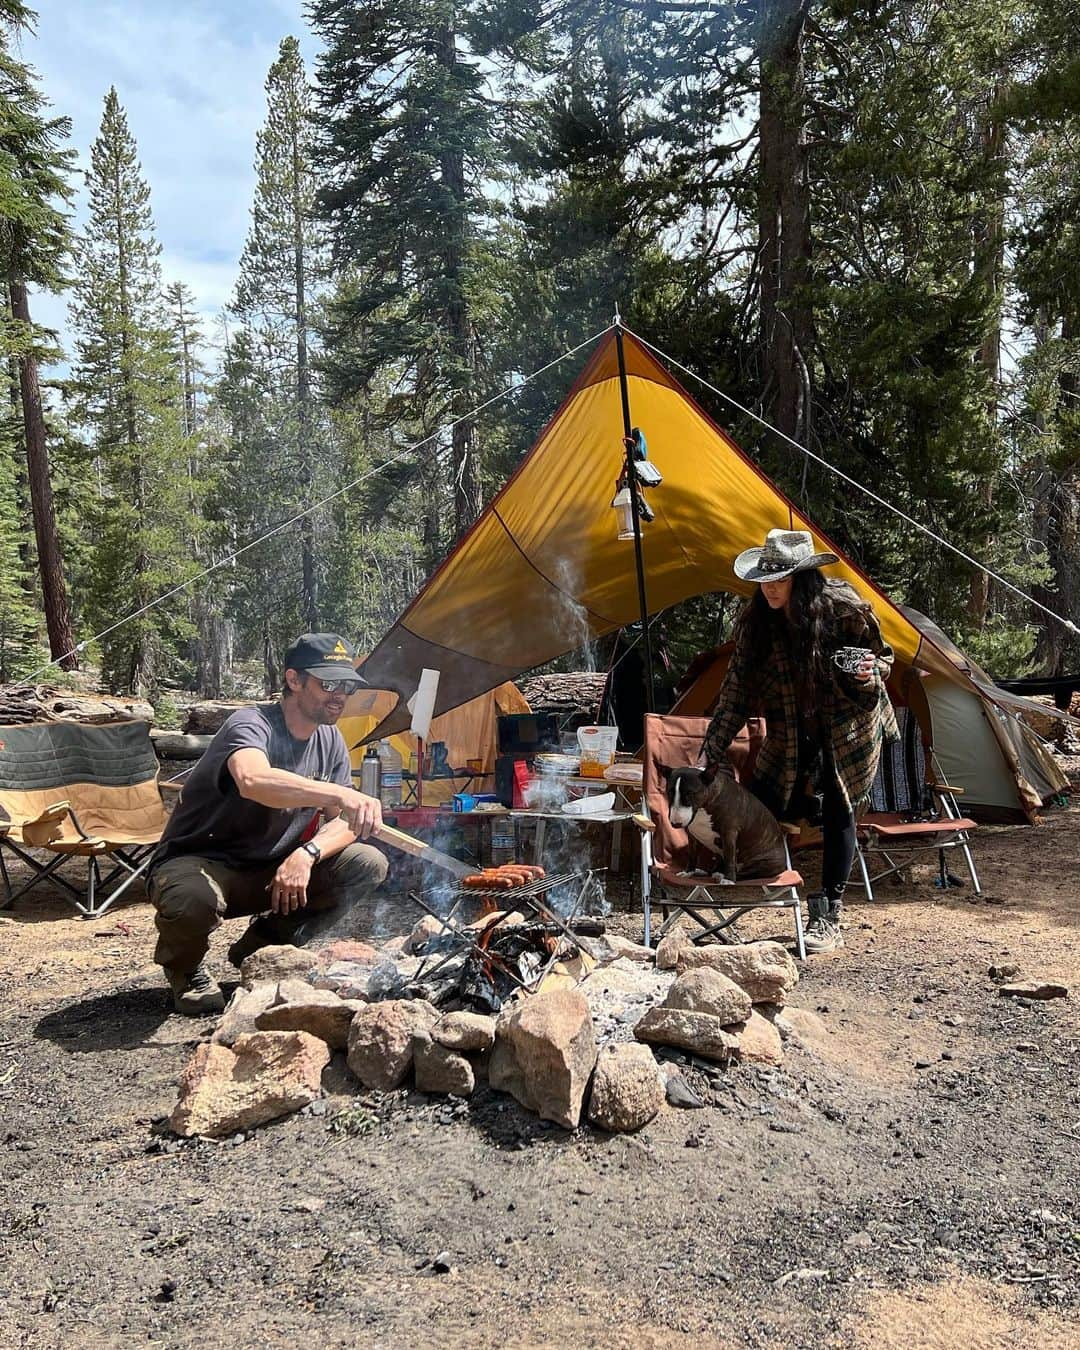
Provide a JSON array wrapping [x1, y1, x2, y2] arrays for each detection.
[[1, 797, 1078, 1349]]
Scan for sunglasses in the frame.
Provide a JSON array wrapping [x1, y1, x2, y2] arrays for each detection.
[[312, 677, 363, 696]]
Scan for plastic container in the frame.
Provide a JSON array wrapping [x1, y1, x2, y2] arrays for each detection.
[[489, 815, 516, 866], [377, 739, 403, 810], [577, 726, 619, 777], [360, 745, 380, 798], [561, 791, 616, 816]]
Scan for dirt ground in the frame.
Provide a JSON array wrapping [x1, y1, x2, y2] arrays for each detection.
[[1, 796, 1078, 1348]]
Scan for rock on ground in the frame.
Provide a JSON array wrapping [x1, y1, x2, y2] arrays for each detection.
[[239, 945, 314, 991], [311, 961, 371, 1000], [432, 1011, 496, 1053], [346, 998, 439, 1091], [413, 1033, 475, 1097], [663, 967, 752, 1025], [675, 940, 798, 1005], [169, 1031, 330, 1138], [590, 934, 656, 966], [998, 981, 1068, 1000], [731, 1009, 784, 1066], [634, 1006, 739, 1063], [489, 989, 597, 1130], [770, 1005, 829, 1046], [313, 939, 379, 967], [211, 983, 279, 1047], [406, 915, 445, 954], [254, 981, 363, 1051], [587, 1042, 664, 1133], [654, 932, 687, 970]]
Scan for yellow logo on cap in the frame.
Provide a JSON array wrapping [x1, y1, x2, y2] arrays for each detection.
[[331, 640, 348, 657]]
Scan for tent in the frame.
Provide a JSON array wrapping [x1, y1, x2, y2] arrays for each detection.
[[357, 327, 1070, 819], [338, 680, 529, 804]]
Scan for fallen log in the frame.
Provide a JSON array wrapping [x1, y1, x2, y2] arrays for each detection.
[[0, 684, 154, 726], [150, 730, 212, 760], [182, 700, 252, 735]]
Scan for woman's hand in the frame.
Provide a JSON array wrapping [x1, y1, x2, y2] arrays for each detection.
[[854, 655, 878, 683]]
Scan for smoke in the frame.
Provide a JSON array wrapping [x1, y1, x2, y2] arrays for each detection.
[[550, 556, 599, 671]]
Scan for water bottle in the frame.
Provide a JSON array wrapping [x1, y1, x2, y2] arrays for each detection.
[[360, 745, 380, 799], [377, 739, 403, 810]]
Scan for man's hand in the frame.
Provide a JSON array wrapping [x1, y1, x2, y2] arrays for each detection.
[[335, 787, 383, 838], [270, 849, 314, 914], [854, 655, 878, 684]]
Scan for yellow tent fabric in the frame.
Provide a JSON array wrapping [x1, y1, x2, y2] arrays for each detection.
[[359, 328, 946, 739], [338, 681, 529, 803]]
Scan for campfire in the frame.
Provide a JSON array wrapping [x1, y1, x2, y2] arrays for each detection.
[[405, 868, 608, 1012]]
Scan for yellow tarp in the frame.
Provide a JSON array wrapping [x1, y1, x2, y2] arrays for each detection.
[[358, 329, 930, 736]]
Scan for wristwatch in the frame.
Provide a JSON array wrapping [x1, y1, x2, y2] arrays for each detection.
[[300, 840, 322, 863]]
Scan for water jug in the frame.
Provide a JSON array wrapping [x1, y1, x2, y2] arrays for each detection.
[[377, 739, 403, 810]]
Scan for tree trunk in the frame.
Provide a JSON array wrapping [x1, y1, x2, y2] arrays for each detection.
[[969, 92, 1007, 628], [1033, 314, 1080, 675], [757, 0, 812, 446], [291, 112, 319, 630], [8, 274, 79, 670], [438, 21, 481, 535]]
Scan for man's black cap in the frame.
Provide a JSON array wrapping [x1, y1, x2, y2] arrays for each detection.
[[284, 633, 364, 682]]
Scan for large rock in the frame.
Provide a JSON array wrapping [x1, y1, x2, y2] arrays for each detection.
[[731, 1009, 784, 1066], [413, 1034, 475, 1097], [432, 1010, 496, 1053], [254, 981, 363, 1051], [169, 1031, 330, 1138], [312, 961, 371, 1000], [675, 941, 798, 1005], [663, 967, 752, 1025], [314, 939, 379, 967], [590, 934, 656, 966], [211, 983, 279, 1047], [771, 1005, 829, 1046], [998, 981, 1068, 1001], [655, 931, 688, 971], [587, 1042, 664, 1133], [346, 999, 439, 1090], [489, 989, 597, 1129], [634, 1006, 739, 1063], [239, 944, 313, 991]]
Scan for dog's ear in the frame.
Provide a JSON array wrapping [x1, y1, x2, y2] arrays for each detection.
[[699, 761, 718, 786]]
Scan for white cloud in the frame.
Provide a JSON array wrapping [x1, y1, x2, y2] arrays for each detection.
[[25, 0, 319, 366]]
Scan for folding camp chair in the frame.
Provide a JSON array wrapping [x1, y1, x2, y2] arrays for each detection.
[[0, 720, 177, 918], [851, 704, 980, 899], [636, 714, 806, 958]]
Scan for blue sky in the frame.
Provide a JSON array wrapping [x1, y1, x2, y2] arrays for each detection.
[[25, 0, 318, 357]]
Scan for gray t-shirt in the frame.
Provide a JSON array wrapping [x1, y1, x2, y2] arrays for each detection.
[[154, 703, 353, 871]]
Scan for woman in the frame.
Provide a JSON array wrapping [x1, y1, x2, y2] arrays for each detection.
[[702, 529, 899, 953]]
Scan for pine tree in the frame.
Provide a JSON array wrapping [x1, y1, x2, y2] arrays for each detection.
[[0, 0, 78, 669], [69, 88, 191, 694], [310, 0, 498, 539], [231, 35, 326, 631]]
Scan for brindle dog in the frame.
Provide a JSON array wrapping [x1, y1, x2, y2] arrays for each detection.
[[660, 764, 787, 883]]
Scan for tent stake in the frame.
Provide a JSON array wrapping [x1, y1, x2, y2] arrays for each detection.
[[614, 317, 655, 714]]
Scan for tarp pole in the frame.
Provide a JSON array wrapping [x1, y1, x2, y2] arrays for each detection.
[[614, 317, 655, 713]]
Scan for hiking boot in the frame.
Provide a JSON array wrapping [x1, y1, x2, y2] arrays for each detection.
[[165, 963, 225, 1016], [803, 914, 845, 954], [226, 915, 292, 969]]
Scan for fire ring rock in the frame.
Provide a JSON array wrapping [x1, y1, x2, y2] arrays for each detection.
[[169, 1030, 330, 1138], [346, 998, 439, 1091], [674, 940, 799, 1005], [239, 944, 314, 991], [432, 1010, 496, 1053], [663, 967, 752, 1025], [731, 1009, 784, 1066], [489, 989, 597, 1129], [413, 1032, 475, 1097], [633, 1006, 740, 1062], [254, 981, 364, 1051], [587, 1042, 664, 1133]]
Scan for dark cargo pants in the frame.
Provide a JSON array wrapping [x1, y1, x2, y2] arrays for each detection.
[[148, 843, 389, 974]]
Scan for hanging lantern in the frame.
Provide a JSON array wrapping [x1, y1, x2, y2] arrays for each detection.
[[611, 483, 635, 540]]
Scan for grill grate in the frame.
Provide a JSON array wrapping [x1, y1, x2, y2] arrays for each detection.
[[451, 869, 582, 902]]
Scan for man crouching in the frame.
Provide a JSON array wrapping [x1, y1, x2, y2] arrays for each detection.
[[148, 633, 387, 1015]]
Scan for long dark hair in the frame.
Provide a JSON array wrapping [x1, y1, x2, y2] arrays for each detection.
[[735, 571, 870, 689]]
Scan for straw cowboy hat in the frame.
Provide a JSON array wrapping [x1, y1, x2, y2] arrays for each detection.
[[733, 528, 839, 583]]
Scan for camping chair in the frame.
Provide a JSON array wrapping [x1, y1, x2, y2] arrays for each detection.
[[0, 720, 177, 918], [851, 704, 980, 900], [636, 714, 806, 958]]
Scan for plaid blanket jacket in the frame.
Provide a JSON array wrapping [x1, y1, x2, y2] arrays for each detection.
[[701, 587, 900, 814]]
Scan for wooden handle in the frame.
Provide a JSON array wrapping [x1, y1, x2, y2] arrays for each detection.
[[929, 781, 965, 795], [632, 813, 656, 833], [373, 823, 430, 858]]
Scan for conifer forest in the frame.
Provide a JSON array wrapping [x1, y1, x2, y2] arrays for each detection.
[[2, 0, 1078, 704]]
